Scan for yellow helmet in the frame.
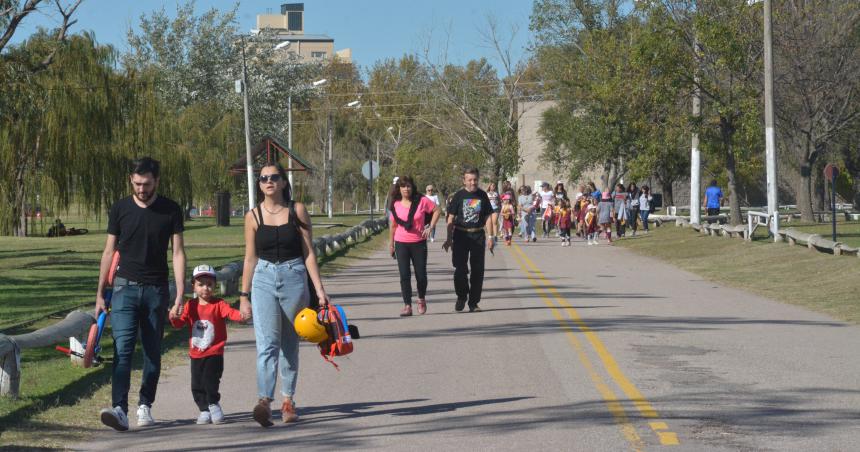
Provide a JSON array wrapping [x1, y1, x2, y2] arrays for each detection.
[[294, 308, 328, 343]]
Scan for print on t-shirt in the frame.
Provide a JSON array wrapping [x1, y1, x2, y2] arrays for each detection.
[[191, 319, 215, 351], [463, 199, 482, 224]]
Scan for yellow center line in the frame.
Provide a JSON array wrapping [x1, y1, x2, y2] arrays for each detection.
[[509, 242, 680, 446], [506, 245, 645, 451]]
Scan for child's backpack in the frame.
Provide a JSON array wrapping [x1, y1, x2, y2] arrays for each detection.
[[317, 304, 354, 369]]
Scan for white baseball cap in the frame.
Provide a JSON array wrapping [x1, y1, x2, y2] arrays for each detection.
[[192, 264, 217, 280]]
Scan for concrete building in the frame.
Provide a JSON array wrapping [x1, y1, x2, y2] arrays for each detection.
[[515, 100, 559, 192], [254, 3, 351, 63]]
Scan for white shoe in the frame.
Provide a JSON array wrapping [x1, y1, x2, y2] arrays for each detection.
[[100, 406, 129, 432], [209, 403, 225, 424], [430, 237, 435, 242], [136, 404, 155, 427], [196, 410, 212, 425]]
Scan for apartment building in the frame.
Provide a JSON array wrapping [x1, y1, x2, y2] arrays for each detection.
[[254, 3, 351, 63]]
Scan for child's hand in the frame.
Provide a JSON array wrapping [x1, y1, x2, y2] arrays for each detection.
[[168, 304, 179, 320], [240, 309, 252, 322]]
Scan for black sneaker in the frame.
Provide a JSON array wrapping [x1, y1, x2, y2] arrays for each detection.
[[468, 304, 482, 313], [455, 299, 467, 312]]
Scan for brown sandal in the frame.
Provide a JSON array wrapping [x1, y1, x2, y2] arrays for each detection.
[[253, 398, 273, 427]]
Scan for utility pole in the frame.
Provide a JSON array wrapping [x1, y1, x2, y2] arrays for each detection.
[[240, 35, 255, 210], [763, 0, 780, 240], [327, 111, 333, 219]]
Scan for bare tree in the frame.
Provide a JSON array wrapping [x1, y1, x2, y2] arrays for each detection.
[[421, 16, 531, 186], [0, 0, 82, 68], [773, 0, 860, 221]]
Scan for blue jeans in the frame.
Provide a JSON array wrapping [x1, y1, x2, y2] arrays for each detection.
[[110, 277, 169, 413], [521, 211, 536, 239], [639, 209, 650, 231], [251, 257, 309, 400]]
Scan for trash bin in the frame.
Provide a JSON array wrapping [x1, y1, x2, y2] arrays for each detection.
[[651, 193, 663, 212], [215, 191, 230, 226]]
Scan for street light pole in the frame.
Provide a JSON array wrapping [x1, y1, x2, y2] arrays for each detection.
[[763, 0, 780, 240], [240, 35, 255, 210], [327, 110, 333, 219], [287, 93, 293, 189]]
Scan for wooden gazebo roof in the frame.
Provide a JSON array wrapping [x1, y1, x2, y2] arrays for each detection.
[[229, 134, 315, 175]]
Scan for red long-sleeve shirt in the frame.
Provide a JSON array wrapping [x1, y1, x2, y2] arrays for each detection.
[[170, 298, 243, 359]]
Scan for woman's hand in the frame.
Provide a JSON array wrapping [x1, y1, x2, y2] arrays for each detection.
[[316, 288, 331, 307], [421, 225, 432, 239], [389, 241, 395, 256], [239, 296, 252, 320]]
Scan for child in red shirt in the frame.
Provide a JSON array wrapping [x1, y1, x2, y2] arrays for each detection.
[[169, 264, 245, 425]]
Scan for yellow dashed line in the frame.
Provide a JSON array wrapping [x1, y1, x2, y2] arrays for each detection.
[[510, 243, 680, 446]]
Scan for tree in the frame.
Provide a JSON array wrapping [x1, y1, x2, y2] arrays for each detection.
[[772, 0, 860, 221], [422, 17, 528, 187], [643, 0, 764, 225]]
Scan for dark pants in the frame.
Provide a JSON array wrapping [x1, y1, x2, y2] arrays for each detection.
[[110, 277, 169, 413], [628, 207, 640, 232], [191, 355, 224, 411], [707, 207, 721, 224], [394, 241, 428, 306], [452, 229, 486, 307], [615, 219, 626, 237], [560, 227, 571, 239]]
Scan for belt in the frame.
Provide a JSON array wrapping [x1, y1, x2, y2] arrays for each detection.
[[455, 226, 485, 233]]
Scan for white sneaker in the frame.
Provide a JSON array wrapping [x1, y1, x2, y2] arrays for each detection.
[[196, 410, 212, 425], [136, 404, 155, 427], [209, 403, 225, 424], [100, 406, 129, 432], [430, 237, 435, 242]]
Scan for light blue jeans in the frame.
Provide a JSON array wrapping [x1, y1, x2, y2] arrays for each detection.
[[521, 211, 536, 239], [251, 257, 309, 400]]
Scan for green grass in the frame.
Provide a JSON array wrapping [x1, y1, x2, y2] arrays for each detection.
[[0, 225, 387, 449], [0, 215, 374, 332], [616, 225, 860, 323]]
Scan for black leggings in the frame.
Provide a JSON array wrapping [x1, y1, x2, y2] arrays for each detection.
[[395, 241, 428, 305]]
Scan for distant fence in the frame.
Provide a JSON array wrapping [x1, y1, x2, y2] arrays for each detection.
[[0, 218, 388, 398], [657, 214, 859, 259]]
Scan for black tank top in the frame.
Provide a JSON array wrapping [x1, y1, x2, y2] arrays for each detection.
[[254, 202, 303, 263]]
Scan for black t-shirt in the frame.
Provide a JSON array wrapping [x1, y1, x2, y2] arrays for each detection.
[[447, 188, 493, 229], [107, 195, 184, 285]]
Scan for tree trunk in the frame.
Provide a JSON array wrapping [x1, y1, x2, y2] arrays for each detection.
[[721, 118, 742, 225], [660, 179, 675, 207], [13, 168, 26, 237], [797, 164, 814, 222]]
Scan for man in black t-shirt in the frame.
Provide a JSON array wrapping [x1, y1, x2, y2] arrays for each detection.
[[443, 167, 495, 312], [96, 157, 186, 431]]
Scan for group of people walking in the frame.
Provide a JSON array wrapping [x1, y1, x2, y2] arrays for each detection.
[[96, 157, 331, 431]]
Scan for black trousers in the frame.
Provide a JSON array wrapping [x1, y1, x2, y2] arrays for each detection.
[[628, 207, 640, 232], [190, 355, 224, 411], [394, 241, 428, 306], [452, 229, 486, 307], [707, 207, 721, 224]]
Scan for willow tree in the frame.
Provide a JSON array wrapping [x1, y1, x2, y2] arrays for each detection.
[[0, 31, 195, 236]]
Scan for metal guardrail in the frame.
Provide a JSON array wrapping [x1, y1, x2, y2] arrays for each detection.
[[0, 218, 389, 398]]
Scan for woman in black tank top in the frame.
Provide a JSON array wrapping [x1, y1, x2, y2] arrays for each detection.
[[239, 163, 330, 427]]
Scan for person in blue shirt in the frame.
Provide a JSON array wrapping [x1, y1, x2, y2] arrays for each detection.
[[704, 180, 723, 223]]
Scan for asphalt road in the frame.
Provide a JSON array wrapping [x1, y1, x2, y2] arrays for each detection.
[[76, 235, 860, 451]]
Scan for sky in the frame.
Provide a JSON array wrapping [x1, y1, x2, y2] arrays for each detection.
[[11, 0, 535, 71]]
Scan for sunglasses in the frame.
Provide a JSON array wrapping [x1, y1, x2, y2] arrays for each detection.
[[258, 174, 282, 183]]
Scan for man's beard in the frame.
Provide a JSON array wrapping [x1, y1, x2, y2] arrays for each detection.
[[135, 191, 154, 203]]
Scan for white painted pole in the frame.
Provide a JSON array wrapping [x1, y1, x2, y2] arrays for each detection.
[[764, 0, 780, 240], [690, 36, 702, 225]]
